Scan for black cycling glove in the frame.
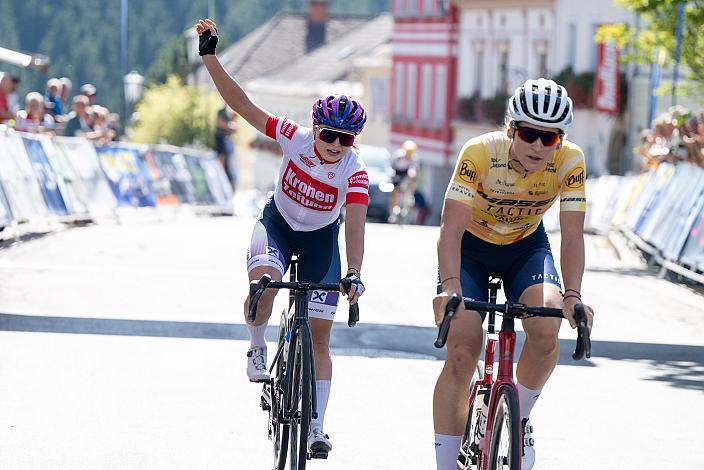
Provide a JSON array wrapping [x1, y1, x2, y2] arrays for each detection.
[[199, 28, 218, 56], [340, 273, 365, 296]]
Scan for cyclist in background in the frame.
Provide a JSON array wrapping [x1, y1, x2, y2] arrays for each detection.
[[432, 78, 594, 470], [197, 19, 368, 456], [388, 139, 418, 222]]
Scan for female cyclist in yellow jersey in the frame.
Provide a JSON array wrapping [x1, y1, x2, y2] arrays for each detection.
[[432, 78, 595, 470]]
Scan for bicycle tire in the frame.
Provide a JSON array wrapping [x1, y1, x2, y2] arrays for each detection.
[[486, 385, 521, 470], [458, 362, 485, 469], [288, 327, 312, 469], [272, 310, 290, 470]]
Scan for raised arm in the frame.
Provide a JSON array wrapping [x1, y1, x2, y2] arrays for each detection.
[[197, 19, 270, 135]]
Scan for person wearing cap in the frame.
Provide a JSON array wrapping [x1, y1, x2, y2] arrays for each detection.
[[44, 78, 64, 117], [80, 83, 97, 105]]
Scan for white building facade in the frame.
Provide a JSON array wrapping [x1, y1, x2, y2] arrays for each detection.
[[452, 0, 637, 176]]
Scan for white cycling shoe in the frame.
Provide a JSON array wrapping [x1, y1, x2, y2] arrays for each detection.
[[522, 418, 535, 470], [246, 346, 269, 382], [308, 427, 332, 454]]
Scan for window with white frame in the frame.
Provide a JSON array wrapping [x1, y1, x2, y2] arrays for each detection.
[[394, 62, 404, 119], [434, 64, 447, 126], [474, 46, 484, 95], [499, 50, 509, 95], [567, 22, 577, 69], [406, 62, 417, 121], [420, 63, 433, 123]]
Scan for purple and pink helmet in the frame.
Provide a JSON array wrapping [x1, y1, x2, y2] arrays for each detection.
[[311, 94, 367, 134]]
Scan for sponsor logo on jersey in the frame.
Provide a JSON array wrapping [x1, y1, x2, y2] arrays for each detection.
[[545, 162, 557, 173], [490, 157, 506, 169], [347, 171, 369, 189], [328, 172, 335, 179], [279, 119, 298, 140], [566, 166, 585, 188], [311, 291, 328, 303], [299, 154, 316, 168], [458, 160, 478, 184], [281, 161, 338, 211], [447, 182, 475, 200], [266, 246, 280, 258], [477, 191, 555, 207]]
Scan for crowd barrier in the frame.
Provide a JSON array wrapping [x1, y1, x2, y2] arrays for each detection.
[[585, 163, 704, 284], [0, 128, 233, 238]]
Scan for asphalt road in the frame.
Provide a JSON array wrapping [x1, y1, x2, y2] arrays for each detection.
[[0, 210, 702, 469]]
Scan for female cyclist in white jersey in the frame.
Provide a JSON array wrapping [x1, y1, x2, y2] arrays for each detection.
[[197, 19, 368, 454]]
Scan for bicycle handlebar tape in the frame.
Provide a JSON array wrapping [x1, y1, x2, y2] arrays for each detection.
[[348, 303, 360, 328], [571, 303, 591, 360], [247, 275, 272, 323], [339, 277, 360, 327], [435, 294, 462, 349]]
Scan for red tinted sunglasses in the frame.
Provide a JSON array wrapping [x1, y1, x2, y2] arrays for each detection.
[[318, 127, 355, 146], [515, 126, 562, 147]]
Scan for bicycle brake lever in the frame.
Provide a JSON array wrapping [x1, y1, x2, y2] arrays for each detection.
[[572, 303, 591, 360], [339, 277, 360, 327], [435, 294, 462, 348], [247, 274, 271, 323]]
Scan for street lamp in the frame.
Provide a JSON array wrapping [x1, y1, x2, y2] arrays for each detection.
[[123, 70, 144, 128], [124, 70, 144, 104]]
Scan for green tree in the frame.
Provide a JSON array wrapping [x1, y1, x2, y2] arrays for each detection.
[[131, 75, 221, 148], [598, 0, 704, 84]]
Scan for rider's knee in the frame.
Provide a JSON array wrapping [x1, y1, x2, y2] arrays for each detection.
[[525, 328, 559, 356], [445, 343, 481, 377]]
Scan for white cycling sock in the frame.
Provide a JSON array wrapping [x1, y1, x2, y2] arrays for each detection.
[[517, 381, 542, 420], [434, 433, 462, 470], [311, 380, 331, 430], [247, 323, 267, 349]]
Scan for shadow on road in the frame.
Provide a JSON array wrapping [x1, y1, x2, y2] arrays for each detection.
[[2, 312, 703, 391]]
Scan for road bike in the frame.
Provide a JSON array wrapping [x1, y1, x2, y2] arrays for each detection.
[[434, 277, 591, 470], [248, 253, 359, 470]]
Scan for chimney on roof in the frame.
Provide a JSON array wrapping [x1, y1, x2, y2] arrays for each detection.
[[306, 0, 328, 52]]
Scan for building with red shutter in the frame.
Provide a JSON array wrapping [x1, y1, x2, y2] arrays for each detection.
[[390, 0, 458, 220]]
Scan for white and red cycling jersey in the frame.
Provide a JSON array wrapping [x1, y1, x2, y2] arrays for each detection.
[[265, 115, 369, 231]]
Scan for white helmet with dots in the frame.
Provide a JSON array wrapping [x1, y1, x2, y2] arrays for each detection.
[[508, 78, 573, 132]]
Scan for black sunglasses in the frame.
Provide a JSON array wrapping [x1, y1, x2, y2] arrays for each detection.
[[515, 126, 562, 147], [318, 127, 355, 147]]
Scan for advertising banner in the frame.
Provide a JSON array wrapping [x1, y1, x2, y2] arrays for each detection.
[[142, 149, 179, 206], [595, 39, 620, 114], [679, 204, 704, 271], [95, 145, 156, 207], [21, 135, 68, 215], [184, 154, 214, 204], [150, 149, 197, 204], [36, 135, 89, 216], [0, 133, 48, 222], [0, 181, 13, 228], [54, 137, 118, 216], [200, 156, 234, 207]]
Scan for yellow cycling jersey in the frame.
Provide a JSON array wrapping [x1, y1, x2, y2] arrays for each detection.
[[445, 131, 586, 245]]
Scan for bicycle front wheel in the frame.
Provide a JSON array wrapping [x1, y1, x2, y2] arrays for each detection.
[[287, 327, 312, 469], [458, 362, 485, 470], [486, 385, 521, 470], [272, 310, 290, 470]]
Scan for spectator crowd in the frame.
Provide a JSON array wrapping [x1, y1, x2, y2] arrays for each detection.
[[0, 72, 117, 144], [635, 105, 704, 171]]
